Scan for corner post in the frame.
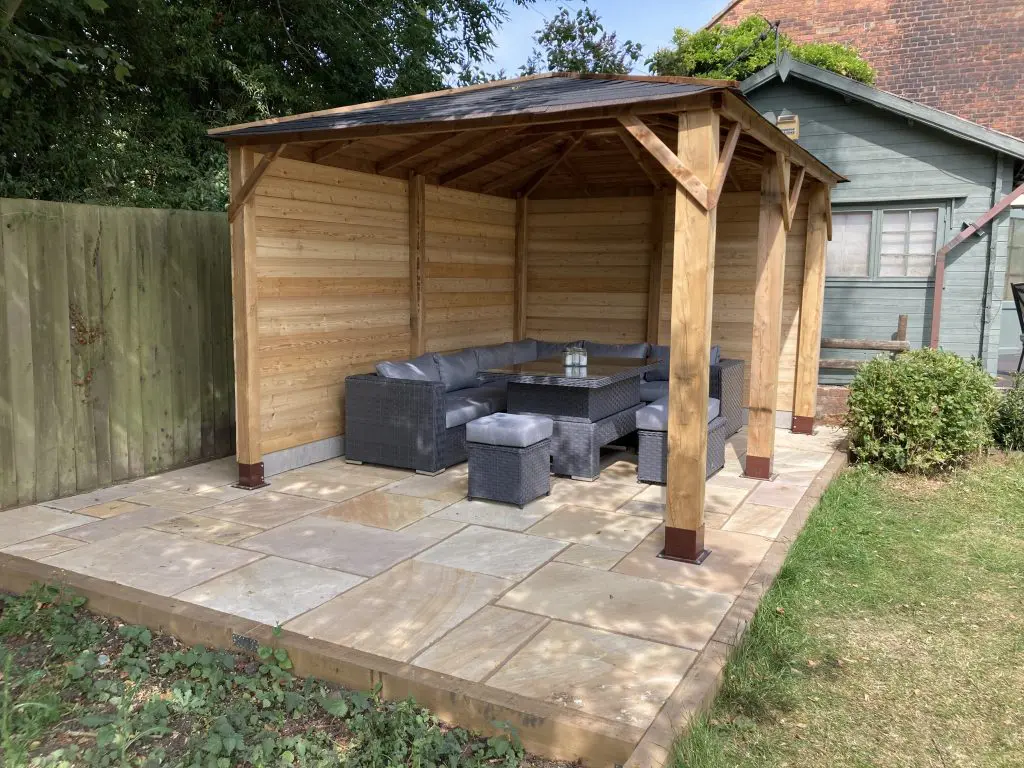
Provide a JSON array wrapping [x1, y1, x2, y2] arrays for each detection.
[[229, 146, 265, 488], [745, 155, 788, 478], [664, 107, 718, 564], [646, 189, 666, 345], [409, 173, 426, 356], [514, 195, 528, 340], [791, 183, 829, 434]]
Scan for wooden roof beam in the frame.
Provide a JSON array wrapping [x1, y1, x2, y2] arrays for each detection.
[[480, 140, 575, 194], [439, 133, 557, 186], [616, 126, 665, 189], [312, 139, 355, 164], [414, 127, 520, 176], [228, 144, 284, 222], [375, 132, 457, 173], [618, 114, 709, 210], [518, 133, 586, 197]]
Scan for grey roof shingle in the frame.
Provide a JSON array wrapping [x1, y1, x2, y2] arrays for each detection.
[[214, 77, 721, 138]]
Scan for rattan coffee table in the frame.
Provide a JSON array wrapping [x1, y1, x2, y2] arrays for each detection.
[[479, 356, 660, 480]]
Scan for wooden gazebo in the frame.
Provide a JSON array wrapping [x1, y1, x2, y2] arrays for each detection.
[[210, 73, 842, 563]]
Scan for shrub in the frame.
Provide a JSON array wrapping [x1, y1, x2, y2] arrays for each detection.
[[993, 375, 1024, 451], [845, 348, 997, 472]]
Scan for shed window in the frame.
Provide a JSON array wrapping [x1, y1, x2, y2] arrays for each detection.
[[827, 204, 944, 280]]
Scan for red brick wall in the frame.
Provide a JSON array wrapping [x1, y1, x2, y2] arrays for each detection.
[[713, 0, 1024, 140]]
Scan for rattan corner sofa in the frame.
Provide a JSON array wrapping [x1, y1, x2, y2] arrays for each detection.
[[344, 339, 744, 475]]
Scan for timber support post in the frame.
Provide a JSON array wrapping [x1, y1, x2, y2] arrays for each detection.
[[229, 146, 267, 489], [791, 183, 828, 435], [744, 154, 787, 479], [409, 173, 426, 356], [514, 195, 528, 340], [663, 107, 718, 564]]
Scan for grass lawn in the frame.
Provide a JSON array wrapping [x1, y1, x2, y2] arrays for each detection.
[[674, 453, 1024, 768], [0, 585, 564, 768]]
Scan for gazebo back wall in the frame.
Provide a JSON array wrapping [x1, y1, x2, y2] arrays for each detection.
[[251, 154, 806, 460]]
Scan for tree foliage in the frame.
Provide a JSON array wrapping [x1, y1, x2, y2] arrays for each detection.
[[648, 16, 875, 84], [0, 0, 527, 210], [522, 6, 641, 75]]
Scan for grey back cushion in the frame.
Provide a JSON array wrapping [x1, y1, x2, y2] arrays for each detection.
[[376, 352, 441, 382], [475, 342, 515, 371], [435, 348, 480, 392], [533, 339, 572, 359], [635, 396, 721, 431], [645, 344, 721, 381], [510, 339, 538, 364], [584, 341, 650, 359]]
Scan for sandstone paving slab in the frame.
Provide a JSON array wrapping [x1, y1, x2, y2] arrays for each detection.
[[193, 484, 257, 504], [433, 497, 562, 532], [316, 492, 445, 531], [39, 485, 136, 512], [120, 489, 220, 513], [63, 506, 186, 543], [614, 526, 772, 597], [526, 506, 659, 552], [415, 526, 566, 581], [314, 459, 413, 484], [745, 481, 808, 510], [271, 467, 389, 503], [1, 534, 86, 560], [722, 503, 793, 540], [772, 447, 832, 470], [547, 480, 642, 511], [199, 491, 330, 529], [0, 506, 97, 548], [487, 621, 697, 727], [412, 606, 547, 682], [706, 471, 761, 492], [385, 471, 469, 504], [240, 516, 437, 576], [554, 544, 625, 570], [77, 500, 149, 519], [399, 517, 467, 539], [131, 458, 238, 493], [594, 457, 643, 486], [284, 559, 507, 662], [149, 514, 263, 546], [616, 499, 665, 519], [43, 529, 262, 596], [176, 556, 363, 625], [498, 562, 733, 650]]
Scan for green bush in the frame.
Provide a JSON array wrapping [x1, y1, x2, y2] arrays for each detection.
[[993, 375, 1024, 451], [845, 348, 997, 472]]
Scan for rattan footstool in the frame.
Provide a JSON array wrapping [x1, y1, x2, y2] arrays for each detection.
[[466, 413, 553, 507]]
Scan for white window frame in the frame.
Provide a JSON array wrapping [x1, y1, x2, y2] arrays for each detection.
[[827, 201, 948, 283]]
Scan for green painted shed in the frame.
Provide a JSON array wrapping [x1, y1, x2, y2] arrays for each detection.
[[741, 52, 1024, 379]]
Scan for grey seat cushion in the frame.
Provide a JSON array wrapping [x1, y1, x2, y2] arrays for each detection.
[[467, 412, 553, 447], [435, 349, 480, 392], [444, 386, 507, 429], [476, 343, 515, 371], [583, 341, 650, 359], [645, 344, 721, 381], [510, 339, 538, 364], [640, 380, 669, 403], [635, 396, 721, 431], [376, 352, 441, 382]]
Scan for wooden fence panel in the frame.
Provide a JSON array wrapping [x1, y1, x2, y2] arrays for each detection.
[[0, 199, 235, 509]]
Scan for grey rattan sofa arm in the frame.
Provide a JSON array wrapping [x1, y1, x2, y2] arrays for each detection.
[[710, 358, 744, 437]]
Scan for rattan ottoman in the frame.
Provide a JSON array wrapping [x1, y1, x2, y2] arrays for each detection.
[[466, 413, 553, 507]]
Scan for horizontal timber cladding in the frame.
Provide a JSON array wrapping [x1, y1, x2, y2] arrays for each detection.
[[525, 197, 652, 343], [0, 198, 234, 510], [253, 157, 411, 454], [658, 190, 809, 413], [424, 185, 516, 352]]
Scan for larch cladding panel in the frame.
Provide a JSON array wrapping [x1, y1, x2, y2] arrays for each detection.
[[658, 190, 808, 414], [253, 158, 411, 454], [526, 197, 652, 343], [747, 78, 1012, 375], [424, 186, 516, 352]]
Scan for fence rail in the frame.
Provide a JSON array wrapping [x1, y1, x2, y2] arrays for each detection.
[[819, 314, 910, 370], [0, 198, 234, 510]]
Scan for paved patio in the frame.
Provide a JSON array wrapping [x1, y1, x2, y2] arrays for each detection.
[[0, 426, 845, 767]]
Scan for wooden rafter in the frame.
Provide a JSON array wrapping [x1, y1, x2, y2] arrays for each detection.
[[376, 132, 457, 173], [708, 121, 741, 208], [824, 185, 833, 240], [439, 133, 555, 186], [616, 127, 664, 189], [415, 128, 518, 176], [518, 133, 586, 197], [618, 114, 709, 209], [726, 165, 743, 192], [480, 141, 572, 194], [228, 144, 284, 222], [312, 139, 355, 164]]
